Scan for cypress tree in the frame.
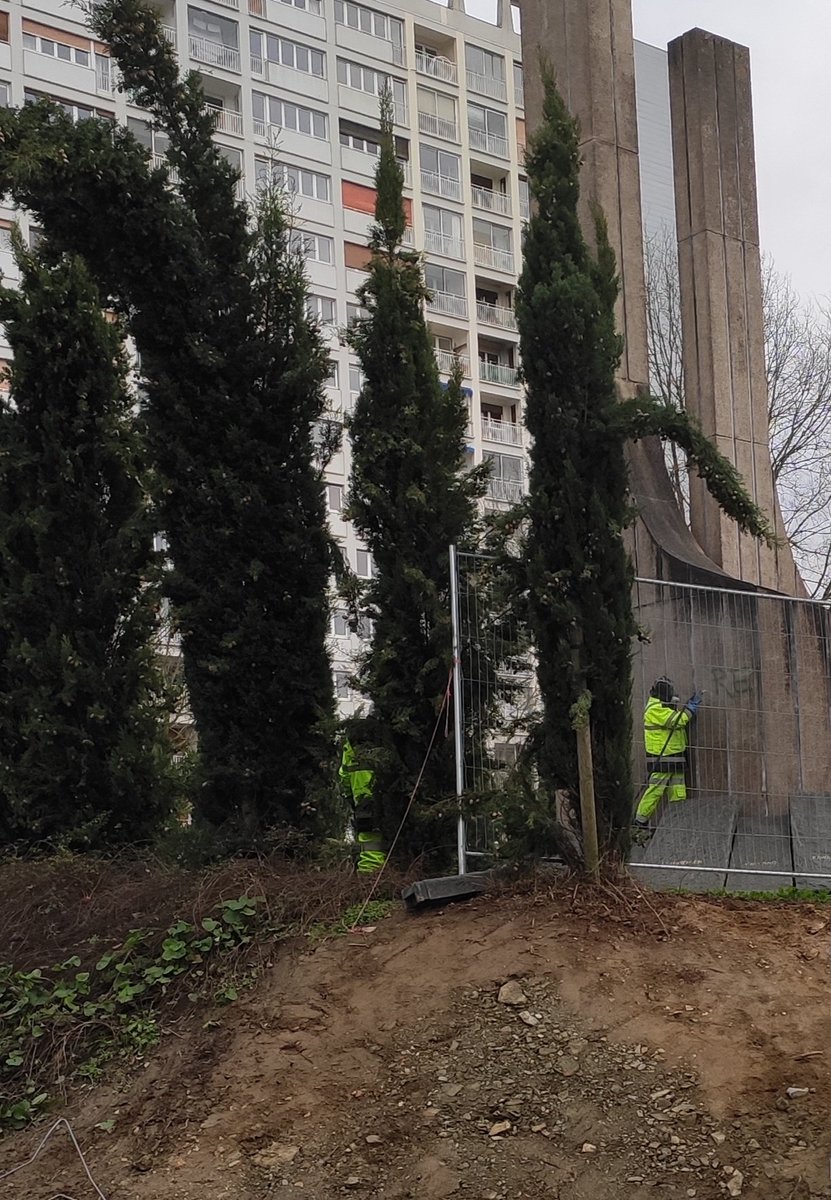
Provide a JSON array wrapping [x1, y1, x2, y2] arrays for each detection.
[[0, 0, 339, 839], [513, 74, 773, 859], [0, 245, 172, 848], [346, 94, 484, 853]]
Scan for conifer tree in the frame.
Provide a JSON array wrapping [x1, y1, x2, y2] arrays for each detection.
[[346, 94, 484, 852], [513, 74, 773, 858], [0, 0, 339, 839], [0, 245, 173, 848]]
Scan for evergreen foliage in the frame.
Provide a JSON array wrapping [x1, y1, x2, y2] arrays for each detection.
[[0, 0, 339, 839], [0, 245, 173, 848], [510, 74, 773, 861], [345, 94, 484, 853]]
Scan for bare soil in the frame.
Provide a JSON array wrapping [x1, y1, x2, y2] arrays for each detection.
[[2, 879, 831, 1200]]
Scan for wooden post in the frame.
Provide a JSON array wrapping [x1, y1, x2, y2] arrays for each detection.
[[574, 700, 600, 881]]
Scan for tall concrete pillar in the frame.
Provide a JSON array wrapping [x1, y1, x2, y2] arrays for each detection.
[[519, 0, 649, 397], [669, 29, 799, 593]]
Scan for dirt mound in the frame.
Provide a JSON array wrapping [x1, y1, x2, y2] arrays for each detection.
[[2, 882, 830, 1199]]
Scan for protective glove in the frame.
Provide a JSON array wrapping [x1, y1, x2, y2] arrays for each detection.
[[685, 690, 703, 715]]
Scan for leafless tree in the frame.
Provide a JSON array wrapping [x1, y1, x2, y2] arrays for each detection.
[[644, 227, 831, 596]]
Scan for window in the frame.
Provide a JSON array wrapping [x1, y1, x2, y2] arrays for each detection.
[[417, 86, 458, 140], [255, 158, 331, 202], [0, 81, 9, 108], [250, 30, 325, 77], [128, 116, 170, 157], [419, 144, 462, 200], [513, 62, 524, 106], [0, 224, 12, 252], [466, 46, 505, 83], [356, 549, 373, 578], [339, 130, 380, 156], [327, 484, 344, 513], [188, 8, 238, 48], [29, 226, 43, 249], [337, 59, 406, 110], [425, 263, 466, 297], [332, 611, 350, 638], [253, 92, 328, 140], [346, 302, 367, 327], [518, 177, 530, 220], [473, 218, 511, 253], [334, 2, 403, 55], [308, 294, 337, 324], [23, 31, 91, 67], [485, 451, 524, 500], [423, 205, 464, 257], [349, 363, 366, 398], [289, 230, 334, 264], [468, 104, 508, 155], [280, 0, 322, 12], [26, 90, 97, 123], [335, 671, 351, 699], [326, 361, 340, 388]]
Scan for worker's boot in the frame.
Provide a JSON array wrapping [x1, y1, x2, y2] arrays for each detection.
[[631, 819, 653, 847]]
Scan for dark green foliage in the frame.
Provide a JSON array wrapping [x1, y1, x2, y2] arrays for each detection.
[[0, 246, 173, 848], [345, 95, 484, 855], [508, 74, 772, 864], [515, 77, 635, 855], [0, 0, 339, 839]]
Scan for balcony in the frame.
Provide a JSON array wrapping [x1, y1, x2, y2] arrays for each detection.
[[207, 103, 243, 135], [477, 300, 517, 331], [161, 24, 177, 45], [415, 51, 458, 84], [486, 478, 524, 504], [427, 290, 468, 319], [474, 243, 515, 274], [471, 184, 511, 217], [467, 70, 507, 102], [469, 127, 509, 158], [436, 349, 470, 376], [479, 360, 520, 387], [249, 0, 265, 12], [153, 154, 180, 184], [514, 83, 524, 108], [420, 170, 462, 202], [425, 229, 465, 259], [212, 0, 239, 8], [189, 35, 240, 72], [417, 110, 458, 141], [482, 415, 523, 446]]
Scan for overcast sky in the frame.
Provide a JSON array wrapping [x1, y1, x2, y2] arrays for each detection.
[[465, 1, 831, 302]]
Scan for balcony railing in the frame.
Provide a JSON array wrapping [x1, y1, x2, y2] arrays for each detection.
[[471, 184, 511, 216], [251, 53, 264, 75], [427, 290, 468, 319], [415, 51, 458, 84], [207, 104, 243, 135], [249, 0, 265, 13], [514, 83, 524, 108], [95, 57, 112, 93], [153, 154, 180, 185], [476, 300, 517, 331], [420, 170, 462, 202], [482, 415, 523, 446], [467, 70, 507, 101], [474, 243, 515, 273], [479, 360, 520, 387], [425, 229, 465, 259], [189, 35, 241, 72], [212, 0, 239, 9], [161, 24, 177, 45], [469, 127, 509, 158], [417, 111, 458, 141], [486, 478, 525, 504], [398, 158, 412, 185], [436, 348, 470, 376]]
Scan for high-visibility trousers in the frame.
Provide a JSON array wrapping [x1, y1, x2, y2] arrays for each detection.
[[636, 771, 686, 821], [357, 830, 386, 874]]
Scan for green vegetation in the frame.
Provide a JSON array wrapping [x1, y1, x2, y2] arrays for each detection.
[[308, 898, 395, 942], [0, 895, 263, 1130]]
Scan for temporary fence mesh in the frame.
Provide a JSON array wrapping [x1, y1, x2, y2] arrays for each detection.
[[451, 549, 831, 890]]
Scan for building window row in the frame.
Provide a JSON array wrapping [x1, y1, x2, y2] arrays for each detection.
[[23, 30, 91, 67], [249, 28, 324, 77], [253, 90, 328, 139], [334, 1, 403, 60], [255, 157, 331, 202]]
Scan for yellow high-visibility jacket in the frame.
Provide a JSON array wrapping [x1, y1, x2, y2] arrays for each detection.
[[643, 697, 690, 762]]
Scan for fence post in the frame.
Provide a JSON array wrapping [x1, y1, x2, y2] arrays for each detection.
[[573, 696, 600, 880], [449, 544, 467, 875]]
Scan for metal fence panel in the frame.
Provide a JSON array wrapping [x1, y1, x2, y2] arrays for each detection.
[[630, 578, 831, 890]]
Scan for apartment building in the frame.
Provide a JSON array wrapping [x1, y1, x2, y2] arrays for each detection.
[[0, 0, 673, 713]]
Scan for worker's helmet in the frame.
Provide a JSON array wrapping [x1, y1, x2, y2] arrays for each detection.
[[651, 677, 675, 704]]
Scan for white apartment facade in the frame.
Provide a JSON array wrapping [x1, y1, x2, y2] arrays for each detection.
[[0, 0, 673, 714]]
